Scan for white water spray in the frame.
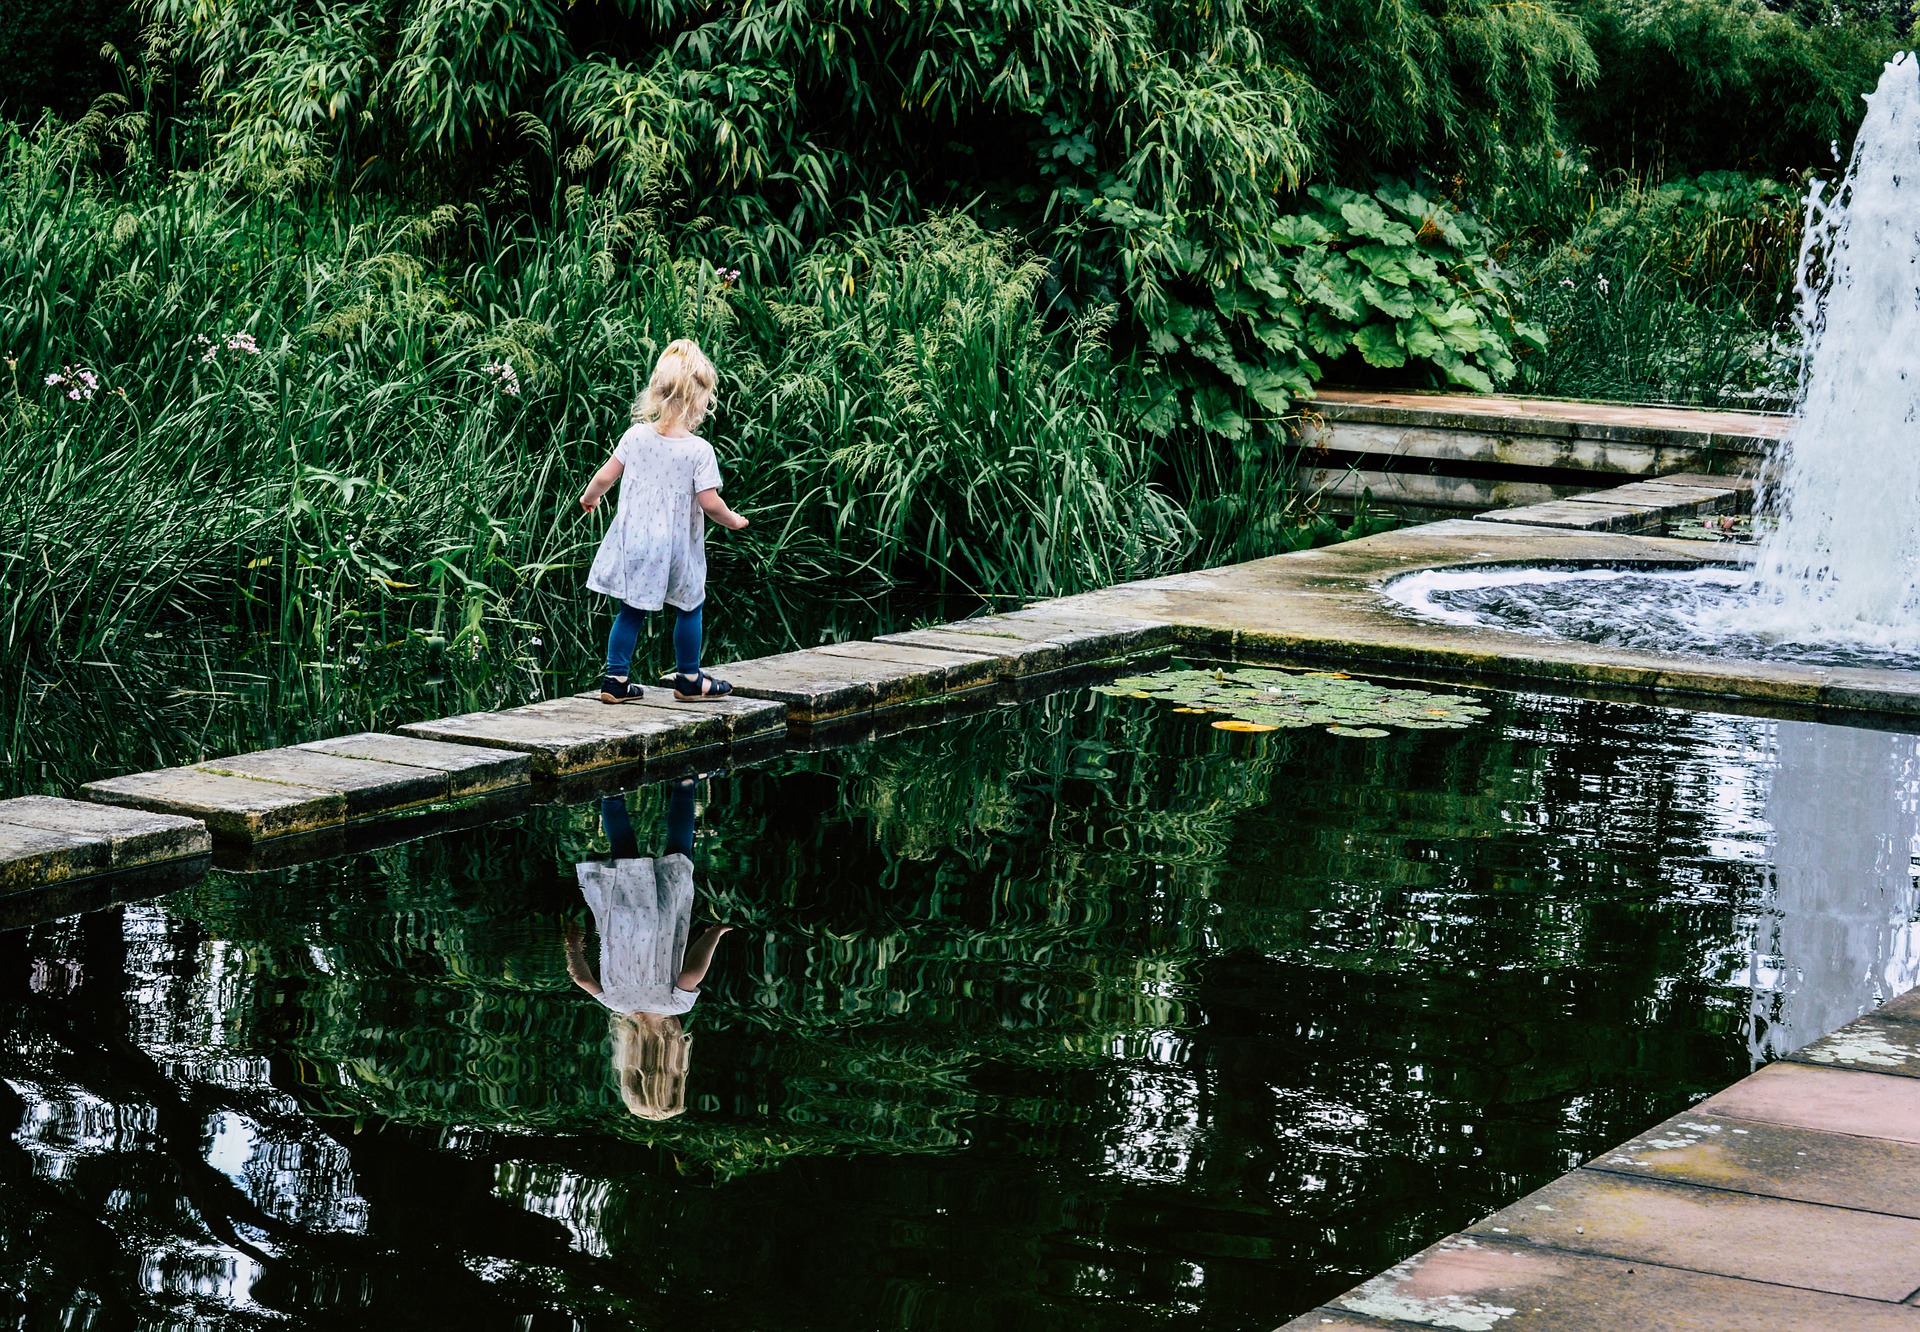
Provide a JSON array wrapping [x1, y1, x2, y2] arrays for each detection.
[[1752, 53, 1920, 642]]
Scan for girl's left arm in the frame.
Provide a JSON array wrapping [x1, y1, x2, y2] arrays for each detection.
[[580, 455, 624, 512]]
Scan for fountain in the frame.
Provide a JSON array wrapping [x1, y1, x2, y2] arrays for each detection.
[[1389, 53, 1920, 671]]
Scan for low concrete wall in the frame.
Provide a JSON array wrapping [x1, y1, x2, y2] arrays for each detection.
[[1296, 388, 1788, 518]]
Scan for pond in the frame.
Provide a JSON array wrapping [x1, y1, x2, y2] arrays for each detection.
[[4, 678, 1917, 1329]]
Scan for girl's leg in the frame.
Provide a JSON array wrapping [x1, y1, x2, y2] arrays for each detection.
[[672, 603, 703, 676], [663, 778, 696, 857], [605, 602, 648, 679], [600, 796, 641, 860]]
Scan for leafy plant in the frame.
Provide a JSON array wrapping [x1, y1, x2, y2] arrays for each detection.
[[1096, 665, 1490, 738]]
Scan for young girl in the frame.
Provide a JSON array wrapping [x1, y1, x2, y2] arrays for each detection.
[[579, 338, 748, 703]]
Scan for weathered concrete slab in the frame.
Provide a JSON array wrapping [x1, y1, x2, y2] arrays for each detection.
[[85, 768, 346, 842], [712, 648, 948, 721], [0, 823, 110, 891], [198, 748, 449, 818], [1477, 497, 1665, 533], [298, 732, 530, 798], [1587, 1109, 1920, 1218], [807, 639, 1001, 694], [1787, 1012, 1920, 1078], [1304, 466, 1575, 513], [1307, 386, 1787, 452], [1700, 1061, 1920, 1144], [406, 705, 691, 777], [1280, 1233, 1920, 1331], [0, 796, 210, 868], [403, 692, 780, 778], [874, 627, 1080, 677], [601, 691, 790, 741], [1466, 1169, 1920, 1300], [875, 610, 1173, 682]]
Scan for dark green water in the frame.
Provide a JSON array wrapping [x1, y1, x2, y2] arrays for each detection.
[[4, 681, 1917, 1329]]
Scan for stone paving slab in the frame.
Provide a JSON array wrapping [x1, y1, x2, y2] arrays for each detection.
[[0, 823, 110, 891], [399, 709, 651, 777], [0, 796, 210, 869], [1586, 1109, 1920, 1217], [874, 627, 1080, 677], [1476, 498, 1665, 533], [605, 691, 790, 741], [807, 639, 1001, 694], [85, 768, 347, 842], [1787, 1012, 1920, 1078], [1279, 1233, 1920, 1331], [1465, 1169, 1920, 1300], [402, 692, 772, 777], [198, 748, 450, 818], [1309, 386, 1789, 448], [875, 611, 1173, 680], [297, 732, 530, 798], [1699, 1061, 1920, 1144], [712, 648, 948, 721]]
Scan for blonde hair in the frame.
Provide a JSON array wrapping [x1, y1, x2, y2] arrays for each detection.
[[610, 1011, 692, 1120], [631, 338, 716, 431]]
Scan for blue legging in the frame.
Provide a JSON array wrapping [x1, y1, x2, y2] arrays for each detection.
[[605, 601, 702, 679], [600, 783, 695, 859]]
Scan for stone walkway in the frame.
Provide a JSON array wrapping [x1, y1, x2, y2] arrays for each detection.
[[1282, 988, 1920, 1330]]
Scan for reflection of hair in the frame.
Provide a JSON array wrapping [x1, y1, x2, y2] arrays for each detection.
[[631, 338, 716, 430], [610, 1011, 692, 1120]]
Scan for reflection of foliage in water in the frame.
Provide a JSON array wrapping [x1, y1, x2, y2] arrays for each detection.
[[1098, 665, 1490, 737], [169, 690, 1277, 1177], [4, 682, 1789, 1328]]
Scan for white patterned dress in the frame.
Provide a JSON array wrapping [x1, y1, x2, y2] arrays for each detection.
[[574, 854, 699, 1016], [585, 423, 723, 612]]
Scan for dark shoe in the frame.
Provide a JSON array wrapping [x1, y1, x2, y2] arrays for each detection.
[[671, 670, 733, 701], [598, 675, 647, 704]]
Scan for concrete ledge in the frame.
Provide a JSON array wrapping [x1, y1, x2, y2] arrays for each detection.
[[401, 692, 784, 778], [1073, 518, 1920, 719]]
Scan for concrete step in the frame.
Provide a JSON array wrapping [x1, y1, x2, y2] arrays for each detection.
[[83, 735, 527, 842], [0, 796, 209, 891]]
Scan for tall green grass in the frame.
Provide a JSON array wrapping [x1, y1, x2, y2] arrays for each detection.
[[1497, 168, 1803, 408], [0, 114, 1208, 702]]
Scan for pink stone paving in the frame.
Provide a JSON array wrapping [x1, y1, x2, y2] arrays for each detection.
[[1280, 1000, 1920, 1329]]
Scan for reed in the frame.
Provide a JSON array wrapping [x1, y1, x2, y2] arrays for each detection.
[[0, 116, 1202, 691]]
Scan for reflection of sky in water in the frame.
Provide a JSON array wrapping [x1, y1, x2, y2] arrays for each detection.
[[8, 689, 1920, 1328]]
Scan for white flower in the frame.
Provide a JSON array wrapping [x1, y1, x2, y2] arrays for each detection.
[[225, 331, 261, 355], [1596, 276, 1611, 295]]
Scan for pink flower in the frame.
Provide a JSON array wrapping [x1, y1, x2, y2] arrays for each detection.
[[44, 365, 98, 401]]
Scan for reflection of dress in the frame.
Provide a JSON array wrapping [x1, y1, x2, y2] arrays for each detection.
[[575, 854, 698, 1015]]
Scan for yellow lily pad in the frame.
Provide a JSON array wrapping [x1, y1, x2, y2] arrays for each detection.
[[1212, 719, 1279, 733]]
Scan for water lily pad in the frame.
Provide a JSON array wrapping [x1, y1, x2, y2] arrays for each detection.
[[1212, 719, 1279, 733], [1099, 664, 1490, 736]]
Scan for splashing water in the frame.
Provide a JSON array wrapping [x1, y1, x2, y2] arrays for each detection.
[[1750, 53, 1920, 646]]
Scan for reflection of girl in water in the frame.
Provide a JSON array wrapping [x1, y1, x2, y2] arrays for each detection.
[[565, 780, 731, 1120]]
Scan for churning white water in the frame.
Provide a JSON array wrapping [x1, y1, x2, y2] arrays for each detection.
[[1390, 55, 1920, 669], [1749, 53, 1920, 647]]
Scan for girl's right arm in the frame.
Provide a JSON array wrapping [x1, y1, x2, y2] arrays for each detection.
[[580, 455, 624, 512]]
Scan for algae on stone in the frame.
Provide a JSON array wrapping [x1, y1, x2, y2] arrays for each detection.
[[1095, 666, 1489, 738]]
